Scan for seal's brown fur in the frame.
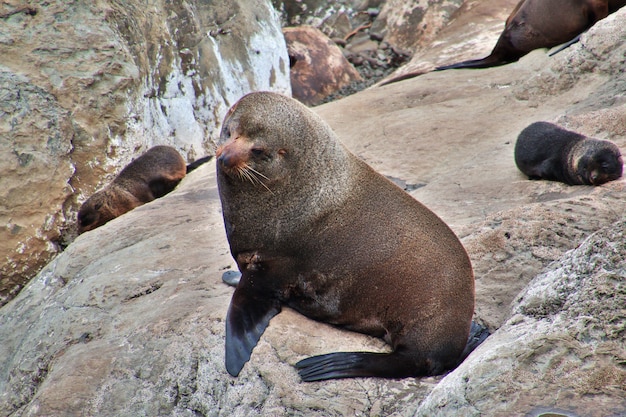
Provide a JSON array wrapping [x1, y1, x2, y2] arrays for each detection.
[[77, 146, 187, 234], [217, 92, 477, 381]]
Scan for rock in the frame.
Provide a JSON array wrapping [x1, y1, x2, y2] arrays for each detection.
[[319, 11, 354, 39], [0, 0, 290, 306], [273, 0, 377, 27], [1, 5, 626, 417], [0, 71, 76, 300], [271, 0, 412, 102], [345, 34, 379, 54], [371, 0, 465, 51], [0, 167, 434, 417], [416, 221, 626, 416], [284, 26, 362, 106]]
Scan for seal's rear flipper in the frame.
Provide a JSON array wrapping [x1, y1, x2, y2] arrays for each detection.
[[456, 321, 490, 365], [295, 351, 428, 381], [186, 156, 213, 173], [225, 286, 281, 376], [435, 53, 516, 70]]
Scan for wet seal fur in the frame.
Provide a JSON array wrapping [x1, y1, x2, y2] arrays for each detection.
[[514, 121, 623, 185], [436, 0, 626, 70], [77, 146, 211, 233], [217, 91, 482, 381]]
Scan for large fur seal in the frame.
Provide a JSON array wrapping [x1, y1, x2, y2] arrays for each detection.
[[514, 121, 623, 185], [436, 0, 626, 70], [77, 146, 210, 234], [217, 91, 481, 381]]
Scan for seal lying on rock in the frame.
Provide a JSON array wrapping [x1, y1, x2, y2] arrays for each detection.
[[216, 91, 484, 381], [514, 121, 623, 185], [437, 0, 626, 70], [77, 146, 211, 234]]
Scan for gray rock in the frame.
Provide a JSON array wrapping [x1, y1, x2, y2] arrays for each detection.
[[0, 0, 290, 306], [416, 221, 626, 416], [371, 0, 465, 51], [273, 0, 378, 27]]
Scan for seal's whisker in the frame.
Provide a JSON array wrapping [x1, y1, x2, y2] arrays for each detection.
[[236, 166, 257, 188], [243, 164, 274, 194], [242, 168, 262, 188], [247, 167, 270, 181], [234, 167, 248, 183]]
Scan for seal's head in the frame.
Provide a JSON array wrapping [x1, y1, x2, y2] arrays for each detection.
[[216, 92, 349, 196], [215, 91, 354, 257], [575, 141, 623, 185], [215, 116, 287, 193], [77, 188, 140, 234], [77, 191, 116, 234]]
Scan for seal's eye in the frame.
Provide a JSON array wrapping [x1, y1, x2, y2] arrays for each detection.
[[251, 148, 265, 157]]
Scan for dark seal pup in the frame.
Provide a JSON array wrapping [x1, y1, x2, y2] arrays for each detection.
[[514, 121, 623, 185], [77, 146, 211, 234], [437, 0, 626, 70], [217, 91, 479, 381]]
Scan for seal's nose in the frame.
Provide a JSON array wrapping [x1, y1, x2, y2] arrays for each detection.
[[217, 152, 233, 169], [216, 139, 251, 171]]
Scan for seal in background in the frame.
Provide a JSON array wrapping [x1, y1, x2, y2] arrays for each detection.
[[515, 121, 623, 185]]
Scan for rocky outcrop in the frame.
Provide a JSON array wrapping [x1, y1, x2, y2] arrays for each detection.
[[1, 4, 625, 417], [0, 0, 290, 306], [417, 221, 626, 416]]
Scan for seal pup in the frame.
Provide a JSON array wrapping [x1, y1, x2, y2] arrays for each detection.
[[436, 0, 626, 70], [217, 91, 478, 381], [77, 146, 210, 234], [514, 121, 623, 185]]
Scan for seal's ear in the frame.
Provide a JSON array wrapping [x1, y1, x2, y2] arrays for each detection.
[[225, 276, 281, 376], [222, 99, 241, 129]]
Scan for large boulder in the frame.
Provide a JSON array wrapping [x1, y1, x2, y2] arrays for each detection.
[[1, 6, 625, 417], [284, 26, 362, 105], [0, 0, 290, 306]]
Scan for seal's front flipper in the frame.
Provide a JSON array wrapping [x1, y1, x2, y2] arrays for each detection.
[[295, 351, 427, 382], [225, 286, 281, 376]]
